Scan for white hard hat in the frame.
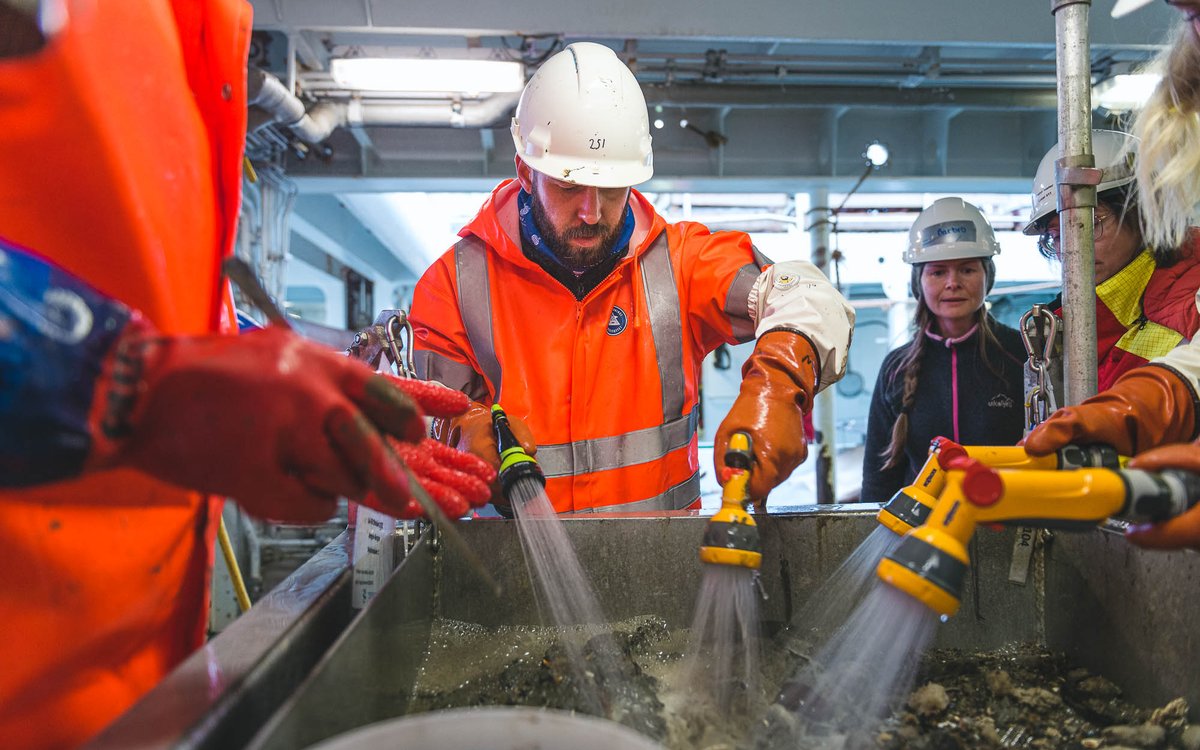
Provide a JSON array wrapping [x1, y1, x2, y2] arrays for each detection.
[[510, 42, 653, 188], [903, 197, 1001, 264], [1112, 0, 1155, 17], [1021, 129, 1138, 235]]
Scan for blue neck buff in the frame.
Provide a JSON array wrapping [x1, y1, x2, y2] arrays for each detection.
[[517, 188, 635, 273]]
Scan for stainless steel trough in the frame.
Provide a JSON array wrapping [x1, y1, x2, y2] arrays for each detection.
[[85, 505, 1200, 749]]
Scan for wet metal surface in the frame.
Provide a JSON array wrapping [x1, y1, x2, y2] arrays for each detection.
[[247, 542, 436, 750], [102, 508, 1200, 748], [440, 508, 1041, 651], [244, 509, 1051, 749], [1045, 531, 1200, 716]]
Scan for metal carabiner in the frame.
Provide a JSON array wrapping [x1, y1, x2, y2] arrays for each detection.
[[1019, 305, 1058, 366], [1025, 383, 1051, 428], [383, 311, 416, 379]]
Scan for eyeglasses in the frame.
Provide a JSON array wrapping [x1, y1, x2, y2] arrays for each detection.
[[1037, 212, 1113, 257]]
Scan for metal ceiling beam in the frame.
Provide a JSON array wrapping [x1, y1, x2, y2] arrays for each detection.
[[643, 83, 1059, 111]]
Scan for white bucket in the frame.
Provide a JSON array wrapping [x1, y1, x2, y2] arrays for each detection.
[[307, 707, 666, 750]]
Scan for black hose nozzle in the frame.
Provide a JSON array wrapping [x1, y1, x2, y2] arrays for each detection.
[[491, 404, 544, 497]]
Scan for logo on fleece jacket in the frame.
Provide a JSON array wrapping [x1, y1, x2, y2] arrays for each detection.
[[988, 393, 1015, 409]]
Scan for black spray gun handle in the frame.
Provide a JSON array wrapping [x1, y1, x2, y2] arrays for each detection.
[[1117, 469, 1200, 524], [1056, 443, 1121, 470]]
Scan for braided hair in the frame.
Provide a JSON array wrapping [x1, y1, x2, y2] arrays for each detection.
[[879, 258, 1006, 471]]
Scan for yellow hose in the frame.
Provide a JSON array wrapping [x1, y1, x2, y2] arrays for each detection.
[[218, 516, 252, 613]]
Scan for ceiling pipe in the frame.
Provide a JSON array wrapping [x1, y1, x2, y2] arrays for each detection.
[[248, 68, 519, 145], [247, 67, 330, 144], [341, 93, 521, 129]]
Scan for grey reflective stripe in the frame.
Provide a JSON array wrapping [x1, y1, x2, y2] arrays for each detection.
[[640, 232, 685, 421], [536, 406, 699, 478], [454, 236, 502, 401], [751, 245, 773, 268], [725, 263, 761, 344], [413, 350, 488, 402], [568, 472, 701, 514]]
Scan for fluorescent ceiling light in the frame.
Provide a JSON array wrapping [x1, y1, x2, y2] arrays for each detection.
[[330, 58, 525, 94], [1093, 73, 1162, 113]]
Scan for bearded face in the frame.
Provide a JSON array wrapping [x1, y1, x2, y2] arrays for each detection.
[[523, 170, 631, 270]]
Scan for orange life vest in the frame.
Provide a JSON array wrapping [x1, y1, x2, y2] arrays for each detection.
[[0, 1, 249, 747], [410, 180, 766, 513]]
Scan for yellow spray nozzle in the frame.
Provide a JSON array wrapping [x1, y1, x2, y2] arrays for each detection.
[[699, 432, 762, 569], [877, 471, 977, 618], [878, 452, 1137, 619], [875, 438, 1125, 536], [876, 528, 968, 618]]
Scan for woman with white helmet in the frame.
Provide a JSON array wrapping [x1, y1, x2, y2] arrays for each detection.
[[861, 198, 1027, 503], [1022, 129, 1200, 391]]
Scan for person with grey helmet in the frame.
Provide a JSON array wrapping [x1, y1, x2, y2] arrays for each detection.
[[861, 198, 1027, 503], [1017, 3, 1200, 554], [1022, 129, 1200, 391]]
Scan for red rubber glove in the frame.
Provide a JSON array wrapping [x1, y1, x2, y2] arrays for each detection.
[[431, 401, 537, 509], [1123, 442, 1200, 551], [381, 437, 496, 519], [713, 330, 817, 506], [1024, 365, 1197, 457], [87, 320, 486, 523]]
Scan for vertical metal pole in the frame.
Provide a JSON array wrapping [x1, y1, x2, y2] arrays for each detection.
[[807, 189, 837, 504], [1053, 0, 1100, 404]]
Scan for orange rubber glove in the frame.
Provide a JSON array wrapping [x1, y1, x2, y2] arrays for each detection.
[[1123, 442, 1200, 551], [1024, 365, 1197, 458], [87, 320, 491, 523], [714, 330, 818, 506], [432, 401, 537, 511]]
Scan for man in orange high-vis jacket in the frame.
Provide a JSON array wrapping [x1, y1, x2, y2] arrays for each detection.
[[0, 3, 492, 748], [410, 42, 856, 514]]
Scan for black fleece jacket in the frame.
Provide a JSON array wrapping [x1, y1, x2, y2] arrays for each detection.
[[860, 321, 1027, 504]]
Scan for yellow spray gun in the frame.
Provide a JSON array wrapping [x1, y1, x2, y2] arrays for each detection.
[[699, 433, 762, 570], [876, 437, 1123, 536], [876, 448, 1200, 617]]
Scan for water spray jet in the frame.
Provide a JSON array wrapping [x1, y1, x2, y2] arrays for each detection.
[[684, 432, 763, 716]]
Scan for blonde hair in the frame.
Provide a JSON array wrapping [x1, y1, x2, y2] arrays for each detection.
[[1128, 22, 1200, 250]]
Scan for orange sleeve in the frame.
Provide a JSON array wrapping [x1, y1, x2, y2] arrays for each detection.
[[673, 221, 766, 355]]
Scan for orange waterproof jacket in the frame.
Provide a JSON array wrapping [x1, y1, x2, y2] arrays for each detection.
[[410, 180, 767, 513], [0, 1, 250, 747]]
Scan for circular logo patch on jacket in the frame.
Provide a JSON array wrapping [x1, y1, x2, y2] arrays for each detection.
[[607, 306, 628, 335], [774, 273, 800, 291]]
